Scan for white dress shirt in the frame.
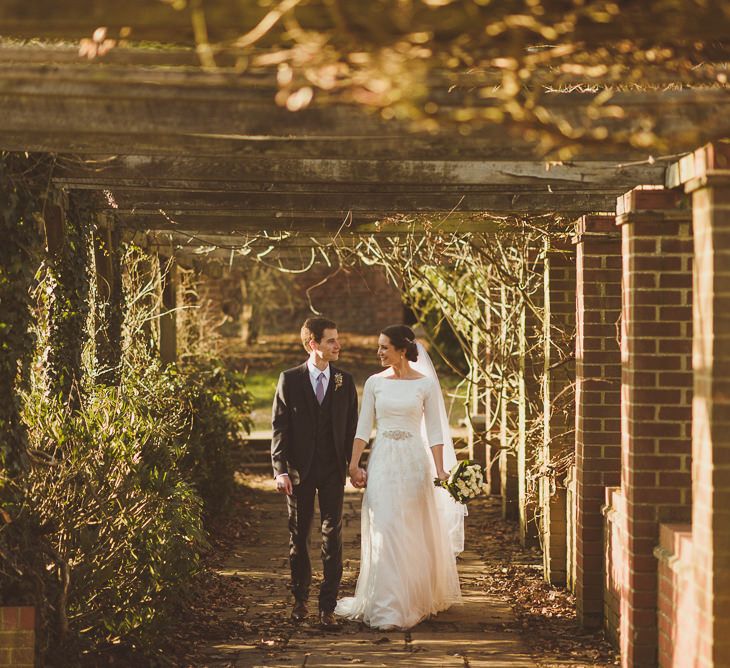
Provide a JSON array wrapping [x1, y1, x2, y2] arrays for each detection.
[[307, 359, 330, 396]]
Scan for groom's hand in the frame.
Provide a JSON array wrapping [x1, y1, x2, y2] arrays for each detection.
[[275, 473, 293, 496]]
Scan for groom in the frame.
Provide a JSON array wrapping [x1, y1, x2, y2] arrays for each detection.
[[271, 317, 362, 629]]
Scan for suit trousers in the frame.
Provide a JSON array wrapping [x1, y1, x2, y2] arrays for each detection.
[[286, 462, 344, 612]]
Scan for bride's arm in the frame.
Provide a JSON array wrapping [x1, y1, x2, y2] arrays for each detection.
[[350, 376, 376, 487], [424, 380, 448, 480], [430, 444, 448, 481], [349, 438, 369, 476]]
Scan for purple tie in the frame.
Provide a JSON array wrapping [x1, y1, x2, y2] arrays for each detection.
[[315, 372, 325, 404]]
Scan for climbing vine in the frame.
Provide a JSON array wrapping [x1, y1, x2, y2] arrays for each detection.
[[94, 223, 125, 385], [0, 153, 44, 476], [44, 190, 94, 407]]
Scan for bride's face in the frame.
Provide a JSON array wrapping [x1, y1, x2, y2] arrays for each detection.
[[377, 334, 402, 367]]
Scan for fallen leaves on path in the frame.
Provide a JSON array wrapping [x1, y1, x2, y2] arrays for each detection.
[[468, 496, 620, 667], [159, 474, 619, 667]]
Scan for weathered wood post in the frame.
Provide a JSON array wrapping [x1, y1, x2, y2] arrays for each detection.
[[499, 283, 519, 521], [93, 216, 124, 383], [518, 268, 542, 548], [45, 190, 93, 409], [158, 254, 178, 366]]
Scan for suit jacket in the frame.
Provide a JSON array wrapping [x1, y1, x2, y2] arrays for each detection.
[[271, 362, 358, 485]]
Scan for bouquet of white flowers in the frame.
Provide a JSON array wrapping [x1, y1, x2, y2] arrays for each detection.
[[434, 460, 488, 505]]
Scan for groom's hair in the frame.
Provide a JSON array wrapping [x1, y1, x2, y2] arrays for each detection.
[[301, 317, 337, 352]]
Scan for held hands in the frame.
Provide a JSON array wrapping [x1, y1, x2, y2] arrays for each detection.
[[349, 465, 367, 489], [275, 473, 293, 496]]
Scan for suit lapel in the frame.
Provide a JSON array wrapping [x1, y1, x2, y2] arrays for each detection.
[[299, 362, 317, 419]]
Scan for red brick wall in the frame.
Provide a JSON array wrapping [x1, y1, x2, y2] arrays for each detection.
[[655, 524, 694, 668], [685, 148, 730, 667], [198, 262, 404, 338], [294, 263, 404, 334], [603, 486, 625, 650], [616, 187, 693, 667], [573, 214, 623, 628], [0, 607, 35, 667], [542, 241, 576, 585]]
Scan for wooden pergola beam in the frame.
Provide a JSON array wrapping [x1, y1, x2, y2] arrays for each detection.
[[96, 191, 630, 216], [55, 157, 666, 189], [0, 61, 728, 159], [3, 44, 729, 84], [114, 211, 509, 235]]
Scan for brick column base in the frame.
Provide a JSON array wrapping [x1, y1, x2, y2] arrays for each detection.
[[0, 607, 35, 667]]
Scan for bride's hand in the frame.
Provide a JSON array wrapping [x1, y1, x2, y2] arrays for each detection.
[[349, 466, 367, 489], [436, 469, 449, 482]]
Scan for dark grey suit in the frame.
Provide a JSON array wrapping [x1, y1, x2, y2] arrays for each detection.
[[271, 362, 358, 611]]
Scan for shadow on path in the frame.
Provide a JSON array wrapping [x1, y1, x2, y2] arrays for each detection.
[[163, 472, 616, 667]]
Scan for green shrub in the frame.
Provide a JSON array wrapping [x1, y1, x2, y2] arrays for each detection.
[[175, 361, 252, 517], [0, 356, 252, 664], [1, 230, 254, 663], [18, 368, 208, 662]]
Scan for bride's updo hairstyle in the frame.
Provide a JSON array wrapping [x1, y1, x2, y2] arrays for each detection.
[[381, 325, 418, 362]]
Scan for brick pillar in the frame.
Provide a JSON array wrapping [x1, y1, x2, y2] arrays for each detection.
[[573, 214, 622, 628], [616, 187, 693, 667], [542, 239, 576, 585], [0, 607, 35, 667], [682, 143, 730, 667]]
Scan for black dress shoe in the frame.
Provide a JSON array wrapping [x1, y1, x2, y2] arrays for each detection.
[[319, 610, 340, 630], [291, 600, 308, 621]]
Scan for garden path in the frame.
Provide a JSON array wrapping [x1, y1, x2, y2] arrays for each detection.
[[190, 475, 535, 667]]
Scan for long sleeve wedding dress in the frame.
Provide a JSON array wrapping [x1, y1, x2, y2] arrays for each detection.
[[335, 373, 462, 629]]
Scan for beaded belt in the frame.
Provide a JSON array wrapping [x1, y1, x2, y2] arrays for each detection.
[[381, 429, 413, 440]]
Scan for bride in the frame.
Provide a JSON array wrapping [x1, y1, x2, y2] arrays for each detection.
[[335, 325, 464, 630]]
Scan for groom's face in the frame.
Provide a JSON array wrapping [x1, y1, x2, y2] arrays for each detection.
[[311, 328, 341, 362]]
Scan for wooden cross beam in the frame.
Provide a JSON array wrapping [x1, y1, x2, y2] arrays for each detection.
[[54, 156, 667, 189], [0, 58, 728, 160], [113, 211, 510, 235], [92, 190, 629, 216]]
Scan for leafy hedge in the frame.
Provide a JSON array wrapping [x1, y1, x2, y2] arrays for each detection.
[[7, 357, 252, 664], [0, 161, 253, 664], [21, 377, 203, 659]]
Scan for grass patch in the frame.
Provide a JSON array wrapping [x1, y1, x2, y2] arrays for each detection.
[[243, 370, 279, 431], [232, 334, 469, 432]]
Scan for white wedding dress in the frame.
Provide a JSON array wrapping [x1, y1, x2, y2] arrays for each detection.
[[335, 373, 462, 629]]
